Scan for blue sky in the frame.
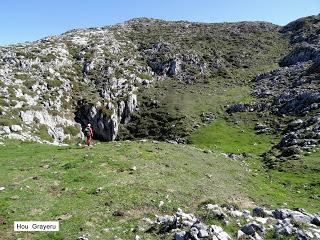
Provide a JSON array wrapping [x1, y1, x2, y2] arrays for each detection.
[[1, 0, 319, 46]]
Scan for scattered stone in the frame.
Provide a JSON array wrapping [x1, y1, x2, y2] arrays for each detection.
[[206, 204, 227, 220], [159, 201, 164, 208], [2, 126, 10, 134], [288, 119, 304, 128], [0, 187, 5, 191], [133, 235, 141, 240], [252, 207, 267, 218], [10, 125, 22, 132], [174, 231, 186, 240], [9, 195, 19, 200], [203, 149, 212, 154], [166, 140, 178, 144], [240, 222, 264, 236], [113, 210, 125, 217], [56, 213, 72, 221], [198, 228, 209, 238], [77, 236, 89, 240], [243, 210, 252, 219], [147, 205, 320, 240], [312, 216, 320, 226]]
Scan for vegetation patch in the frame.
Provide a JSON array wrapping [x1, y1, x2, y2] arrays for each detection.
[[34, 124, 52, 141], [63, 125, 80, 136], [138, 73, 153, 80], [47, 79, 62, 89], [40, 53, 56, 62]]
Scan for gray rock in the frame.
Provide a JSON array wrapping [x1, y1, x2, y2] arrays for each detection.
[[189, 227, 199, 239], [296, 230, 308, 240], [291, 211, 313, 224], [243, 210, 252, 219], [312, 216, 320, 226], [10, 125, 22, 132], [273, 209, 292, 219], [174, 231, 186, 240], [211, 209, 227, 220], [217, 232, 231, 240], [252, 207, 267, 218], [288, 119, 304, 128], [210, 225, 223, 234], [3, 126, 11, 134], [156, 215, 176, 226], [240, 223, 263, 236], [198, 229, 209, 238], [77, 236, 89, 240], [237, 230, 245, 239]]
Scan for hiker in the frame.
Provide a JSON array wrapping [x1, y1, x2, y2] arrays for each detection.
[[84, 123, 93, 146]]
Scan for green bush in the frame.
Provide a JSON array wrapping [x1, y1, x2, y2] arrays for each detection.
[[7, 86, 15, 96], [114, 68, 124, 79], [34, 125, 52, 141], [138, 73, 153, 80], [16, 51, 36, 60], [47, 79, 62, 89], [14, 73, 31, 81], [0, 116, 22, 126], [84, 51, 93, 61], [24, 80, 37, 89], [40, 53, 56, 62], [31, 64, 41, 70], [99, 107, 113, 118], [0, 98, 9, 107]]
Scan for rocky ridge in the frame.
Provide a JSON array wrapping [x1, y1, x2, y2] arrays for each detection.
[[0, 17, 285, 143], [228, 15, 320, 167]]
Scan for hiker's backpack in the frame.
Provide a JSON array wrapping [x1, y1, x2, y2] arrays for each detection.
[[84, 127, 91, 137]]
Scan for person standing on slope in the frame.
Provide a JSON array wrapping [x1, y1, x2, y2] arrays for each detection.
[[84, 123, 93, 146]]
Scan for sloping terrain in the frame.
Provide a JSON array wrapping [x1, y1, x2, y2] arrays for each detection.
[[0, 137, 319, 239], [0, 14, 320, 240], [0, 17, 288, 143], [227, 15, 320, 169], [0, 140, 249, 239]]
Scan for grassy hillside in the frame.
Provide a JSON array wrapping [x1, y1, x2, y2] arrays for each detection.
[[0, 140, 248, 240], [1, 136, 319, 239]]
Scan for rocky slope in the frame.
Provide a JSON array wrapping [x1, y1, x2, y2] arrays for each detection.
[[0, 17, 287, 144], [228, 15, 320, 169]]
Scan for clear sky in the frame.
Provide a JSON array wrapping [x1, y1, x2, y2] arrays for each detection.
[[1, 0, 319, 46]]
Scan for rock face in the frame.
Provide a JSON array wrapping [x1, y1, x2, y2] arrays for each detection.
[[74, 94, 137, 140]]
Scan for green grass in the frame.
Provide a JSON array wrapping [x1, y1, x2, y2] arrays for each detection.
[[0, 140, 248, 239], [247, 154, 320, 213], [1, 125, 319, 239], [138, 73, 153, 80], [189, 118, 275, 154], [0, 115, 22, 126], [189, 116, 320, 213]]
